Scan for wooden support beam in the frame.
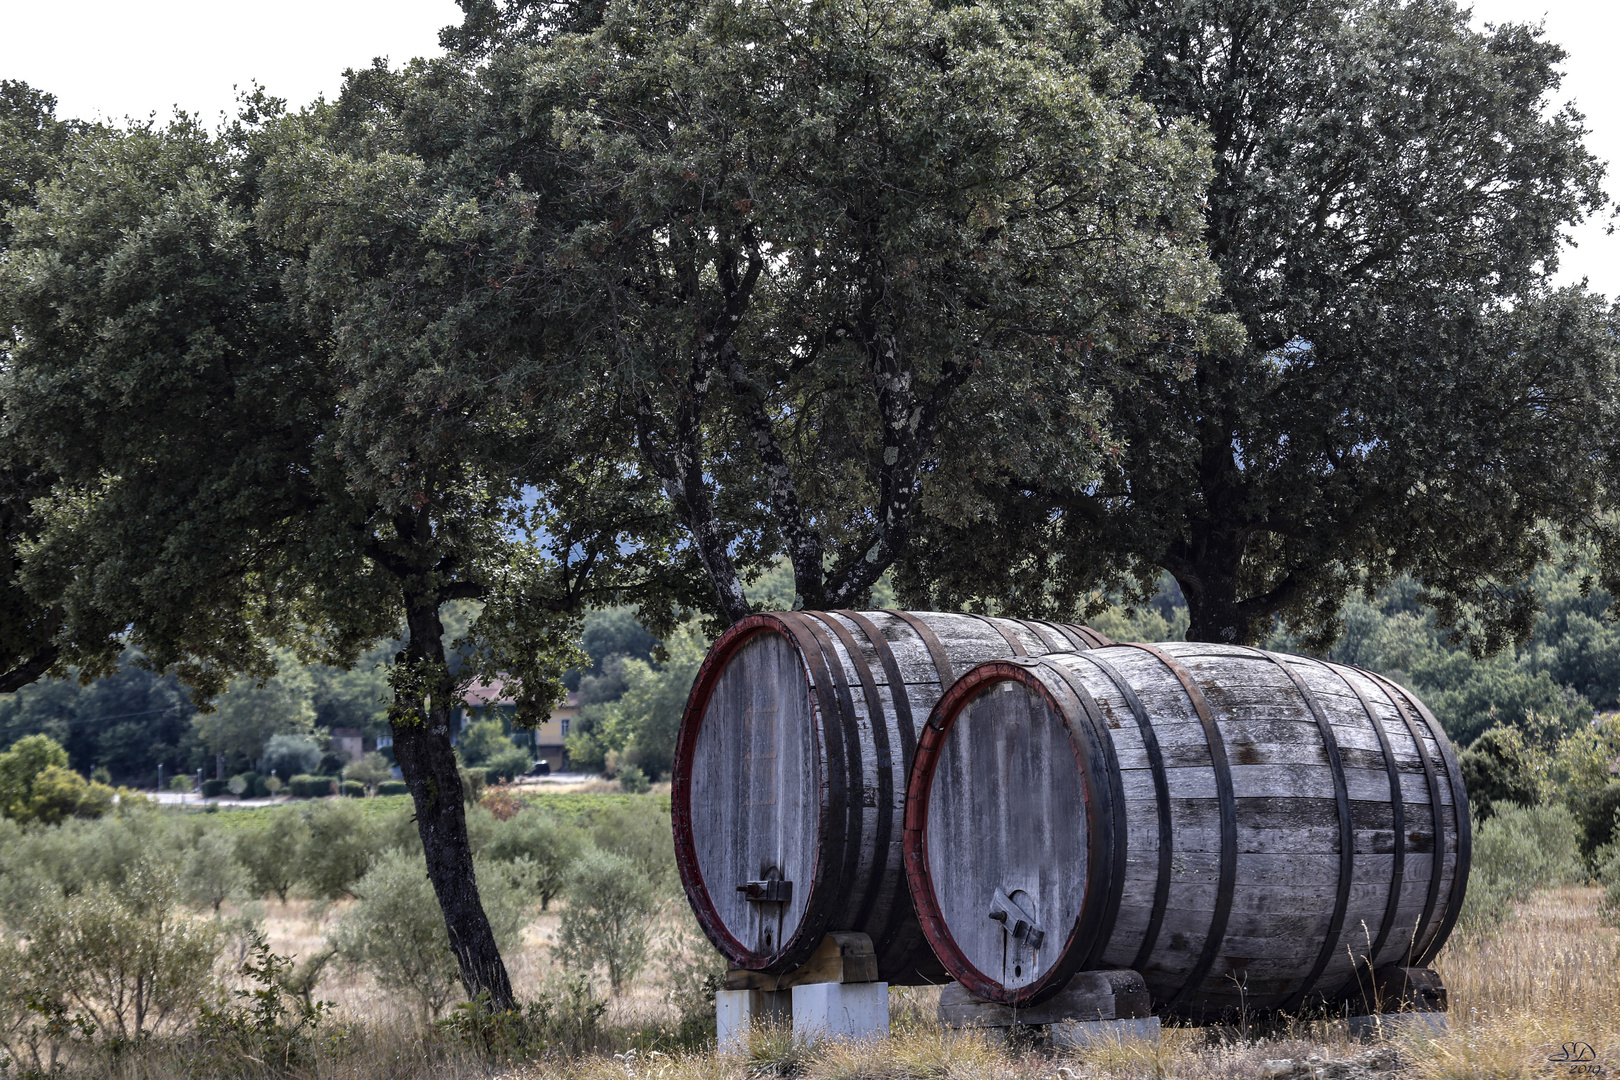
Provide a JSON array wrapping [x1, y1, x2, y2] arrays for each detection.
[[725, 932, 879, 992]]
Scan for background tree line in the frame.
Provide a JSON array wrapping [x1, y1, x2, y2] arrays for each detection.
[[4, 0, 1620, 1013]]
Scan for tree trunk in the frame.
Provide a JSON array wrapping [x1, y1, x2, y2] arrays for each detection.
[[392, 596, 516, 1011], [1181, 570, 1254, 645]]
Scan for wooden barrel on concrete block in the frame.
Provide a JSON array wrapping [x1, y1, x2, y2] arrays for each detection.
[[903, 643, 1470, 1017], [673, 610, 1110, 984]]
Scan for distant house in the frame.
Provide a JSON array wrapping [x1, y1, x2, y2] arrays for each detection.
[[456, 677, 577, 771]]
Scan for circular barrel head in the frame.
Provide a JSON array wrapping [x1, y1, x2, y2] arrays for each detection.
[[906, 663, 1100, 1005], [676, 621, 823, 970]]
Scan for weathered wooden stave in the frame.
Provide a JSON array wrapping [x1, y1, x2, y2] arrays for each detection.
[[903, 642, 1469, 1017], [673, 610, 1109, 984]]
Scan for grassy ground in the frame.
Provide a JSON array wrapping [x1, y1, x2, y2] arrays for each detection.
[[27, 885, 1620, 1079]]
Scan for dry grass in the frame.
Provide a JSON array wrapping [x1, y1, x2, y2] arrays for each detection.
[[26, 887, 1620, 1079]]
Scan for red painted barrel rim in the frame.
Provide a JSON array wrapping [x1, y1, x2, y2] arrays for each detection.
[[902, 660, 1109, 1008], [671, 614, 830, 973]]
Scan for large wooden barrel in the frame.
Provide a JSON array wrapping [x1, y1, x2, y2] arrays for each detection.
[[903, 643, 1470, 1016], [673, 610, 1110, 983]]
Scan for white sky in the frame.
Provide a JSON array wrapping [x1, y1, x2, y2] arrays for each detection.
[[1, 0, 1617, 296]]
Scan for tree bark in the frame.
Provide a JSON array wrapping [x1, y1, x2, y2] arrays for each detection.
[[392, 593, 516, 1011]]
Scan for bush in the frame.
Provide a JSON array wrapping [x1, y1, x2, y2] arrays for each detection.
[[617, 764, 650, 794], [202, 778, 229, 798], [1460, 725, 1545, 820], [300, 799, 380, 899], [556, 849, 657, 994], [1458, 803, 1585, 933], [288, 774, 337, 799], [458, 719, 516, 768], [588, 798, 675, 890], [485, 748, 532, 784], [183, 830, 248, 912], [16, 859, 223, 1039], [332, 849, 527, 1022], [235, 811, 310, 902], [1574, 780, 1620, 862], [341, 780, 365, 798], [377, 780, 409, 796], [484, 809, 588, 910]]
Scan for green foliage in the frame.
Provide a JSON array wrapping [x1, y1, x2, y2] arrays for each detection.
[[1458, 803, 1585, 934], [192, 652, 318, 772], [0, 735, 113, 824], [617, 765, 650, 795], [194, 933, 333, 1074], [483, 809, 588, 910], [586, 798, 675, 892], [299, 798, 380, 899], [583, 624, 704, 780], [1598, 838, 1620, 928], [182, 829, 248, 912], [288, 774, 337, 799], [1413, 652, 1590, 748], [905, 0, 1618, 651], [234, 811, 309, 903], [457, 719, 515, 768], [262, 734, 322, 781], [15, 859, 224, 1039], [332, 850, 527, 1020], [556, 849, 657, 994], [1460, 726, 1548, 821], [376, 780, 409, 797], [0, 658, 196, 786]]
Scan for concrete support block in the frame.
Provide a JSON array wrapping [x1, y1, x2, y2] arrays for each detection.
[[716, 988, 790, 1053], [1346, 1012, 1447, 1040], [790, 981, 890, 1043], [1050, 1016, 1162, 1049]]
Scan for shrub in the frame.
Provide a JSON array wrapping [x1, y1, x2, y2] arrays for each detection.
[[556, 849, 657, 993], [588, 798, 675, 890], [377, 780, 408, 796], [331, 849, 527, 1022], [202, 778, 229, 798], [288, 774, 337, 799], [1460, 725, 1545, 820], [617, 764, 650, 794], [485, 748, 532, 784], [300, 799, 379, 899], [484, 809, 588, 910], [1573, 780, 1620, 862], [457, 719, 515, 767], [183, 830, 248, 912], [169, 774, 194, 794], [235, 811, 309, 902], [19, 859, 223, 1039], [1458, 802, 1585, 933], [341, 780, 365, 798], [264, 775, 284, 795]]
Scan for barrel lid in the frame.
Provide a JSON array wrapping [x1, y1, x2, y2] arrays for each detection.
[[904, 660, 1115, 1006], [673, 615, 826, 972]]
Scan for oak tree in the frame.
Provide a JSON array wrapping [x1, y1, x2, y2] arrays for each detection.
[[904, 0, 1620, 649]]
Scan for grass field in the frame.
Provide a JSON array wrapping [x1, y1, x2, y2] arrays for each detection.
[[43, 882, 1618, 1079]]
